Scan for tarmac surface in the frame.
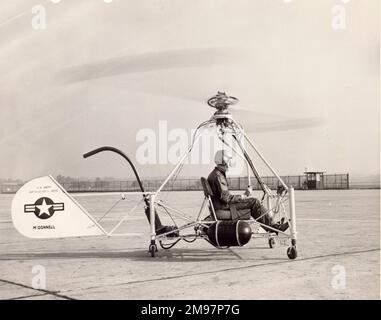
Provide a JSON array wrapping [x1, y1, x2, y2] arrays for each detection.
[[0, 189, 379, 299]]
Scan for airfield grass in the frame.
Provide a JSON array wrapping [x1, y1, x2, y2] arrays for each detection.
[[0, 190, 379, 299]]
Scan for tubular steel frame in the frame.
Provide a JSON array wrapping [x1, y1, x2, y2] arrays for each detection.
[[84, 114, 298, 258]]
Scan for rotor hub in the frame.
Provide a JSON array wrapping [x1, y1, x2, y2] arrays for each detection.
[[208, 92, 238, 126], [207, 92, 239, 111]]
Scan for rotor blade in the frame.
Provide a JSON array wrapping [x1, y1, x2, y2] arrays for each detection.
[[242, 117, 325, 133], [229, 105, 285, 120], [56, 47, 245, 84]]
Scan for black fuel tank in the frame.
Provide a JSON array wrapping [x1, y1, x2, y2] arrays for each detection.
[[207, 220, 252, 247]]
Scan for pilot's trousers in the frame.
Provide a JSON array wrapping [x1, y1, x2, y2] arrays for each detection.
[[233, 198, 274, 226]]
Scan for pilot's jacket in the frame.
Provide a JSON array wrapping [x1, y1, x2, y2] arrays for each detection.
[[207, 166, 240, 211], [207, 166, 272, 223], [207, 166, 252, 220]]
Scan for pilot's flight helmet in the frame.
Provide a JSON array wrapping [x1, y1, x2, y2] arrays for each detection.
[[214, 149, 233, 167]]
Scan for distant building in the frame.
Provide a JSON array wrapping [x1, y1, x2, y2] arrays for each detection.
[[303, 171, 325, 190]]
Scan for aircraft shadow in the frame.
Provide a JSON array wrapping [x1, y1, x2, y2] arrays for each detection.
[[0, 247, 282, 262]]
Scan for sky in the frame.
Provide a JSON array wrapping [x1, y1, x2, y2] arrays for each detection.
[[0, 0, 379, 181]]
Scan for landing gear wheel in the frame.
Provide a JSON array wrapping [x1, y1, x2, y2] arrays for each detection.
[[149, 244, 157, 257], [268, 237, 276, 249], [287, 246, 297, 259]]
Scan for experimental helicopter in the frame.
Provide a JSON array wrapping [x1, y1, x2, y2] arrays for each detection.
[[11, 91, 299, 259]]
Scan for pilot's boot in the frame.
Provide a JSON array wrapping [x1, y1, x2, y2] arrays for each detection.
[[250, 200, 289, 233], [156, 225, 179, 237], [271, 218, 290, 232], [144, 206, 179, 237]]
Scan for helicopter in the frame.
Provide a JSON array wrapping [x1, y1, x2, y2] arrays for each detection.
[[11, 91, 298, 259]]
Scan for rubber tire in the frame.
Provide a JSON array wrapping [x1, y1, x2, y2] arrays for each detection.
[[268, 237, 276, 249], [287, 246, 297, 259]]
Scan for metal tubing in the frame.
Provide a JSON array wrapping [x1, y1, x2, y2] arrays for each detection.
[[150, 194, 156, 242], [157, 201, 196, 222], [108, 198, 144, 235], [196, 198, 207, 221], [235, 130, 252, 187], [83, 146, 150, 205], [217, 133, 251, 186], [155, 122, 210, 195], [289, 186, 297, 243], [75, 192, 156, 198], [233, 120, 289, 190], [232, 131, 267, 193], [267, 194, 273, 219]]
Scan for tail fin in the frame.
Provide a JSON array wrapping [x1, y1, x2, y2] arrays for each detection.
[[11, 176, 106, 239]]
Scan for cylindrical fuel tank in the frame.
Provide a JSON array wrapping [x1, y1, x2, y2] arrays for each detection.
[[207, 220, 252, 247]]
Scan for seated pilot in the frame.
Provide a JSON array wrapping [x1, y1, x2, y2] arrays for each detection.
[[207, 150, 289, 232]]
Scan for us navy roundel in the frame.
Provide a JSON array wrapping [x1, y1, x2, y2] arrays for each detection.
[[24, 197, 64, 220]]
